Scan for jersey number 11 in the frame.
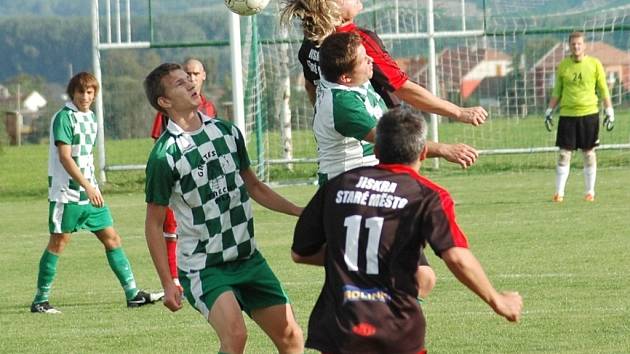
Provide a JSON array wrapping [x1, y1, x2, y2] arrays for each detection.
[[344, 215, 384, 275]]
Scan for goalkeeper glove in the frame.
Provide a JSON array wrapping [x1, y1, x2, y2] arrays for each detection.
[[603, 107, 615, 131], [544, 108, 553, 132]]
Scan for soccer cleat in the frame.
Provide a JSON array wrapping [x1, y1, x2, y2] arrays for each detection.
[[31, 301, 61, 314], [552, 194, 564, 203], [584, 194, 595, 202], [127, 290, 165, 308]]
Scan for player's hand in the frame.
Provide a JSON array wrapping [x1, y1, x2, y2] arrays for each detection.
[[544, 108, 553, 132], [603, 107, 615, 131], [162, 282, 183, 312], [441, 143, 478, 169], [458, 106, 488, 126], [491, 291, 523, 322], [86, 186, 104, 208]]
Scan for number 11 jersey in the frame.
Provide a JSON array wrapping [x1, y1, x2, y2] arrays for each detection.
[[292, 163, 469, 354]]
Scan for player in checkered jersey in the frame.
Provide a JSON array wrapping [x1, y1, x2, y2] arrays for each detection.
[[148, 58, 218, 293], [292, 107, 523, 354], [30, 72, 163, 314], [143, 63, 304, 354]]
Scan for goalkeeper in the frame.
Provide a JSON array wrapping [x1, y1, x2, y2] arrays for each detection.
[[544, 31, 614, 202]]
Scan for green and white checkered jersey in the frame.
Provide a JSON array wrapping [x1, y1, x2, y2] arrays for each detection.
[[48, 102, 99, 204], [313, 79, 386, 179], [145, 113, 254, 271]]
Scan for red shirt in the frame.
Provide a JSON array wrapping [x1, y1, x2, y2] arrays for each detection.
[[150, 95, 217, 139]]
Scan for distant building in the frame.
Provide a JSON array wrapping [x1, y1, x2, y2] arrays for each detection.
[[4, 90, 48, 145], [398, 47, 512, 104], [22, 90, 47, 112]]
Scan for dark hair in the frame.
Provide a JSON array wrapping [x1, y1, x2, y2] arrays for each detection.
[[376, 107, 427, 164], [143, 63, 182, 114], [66, 72, 99, 100], [319, 32, 363, 82]]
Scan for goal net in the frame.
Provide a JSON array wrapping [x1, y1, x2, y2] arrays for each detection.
[[96, 0, 630, 182]]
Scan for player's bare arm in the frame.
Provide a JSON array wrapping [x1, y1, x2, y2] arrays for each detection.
[[57, 142, 104, 207], [441, 247, 523, 322], [394, 80, 487, 126], [240, 168, 303, 216], [145, 203, 183, 312], [425, 141, 478, 168]]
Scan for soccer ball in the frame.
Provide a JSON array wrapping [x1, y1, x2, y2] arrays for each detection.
[[224, 0, 270, 16]]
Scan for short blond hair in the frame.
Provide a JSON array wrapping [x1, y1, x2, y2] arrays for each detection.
[[568, 31, 584, 41], [280, 0, 341, 44]]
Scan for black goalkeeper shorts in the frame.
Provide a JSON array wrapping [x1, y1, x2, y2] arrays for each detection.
[[556, 113, 600, 150]]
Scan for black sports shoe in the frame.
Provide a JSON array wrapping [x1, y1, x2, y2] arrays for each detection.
[[127, 290, 164, 308], [31, 301, 61, 314]]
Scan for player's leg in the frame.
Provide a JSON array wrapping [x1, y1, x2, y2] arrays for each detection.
[[239, 252, 303, 353], [32, 201, 79, 313], [89, 205, 161, 305], [163, 207, 180, 289], [416, 266, 436, 301], [416, 247, 436, 301], [554, 149, 572, 201], [31, 233, 70, 313], [579, 114, 599, 201], [582, 148, 596, 201], [251, 304, 303, 354], [207, 291, 249, 354], [554, 117, 576, 202]]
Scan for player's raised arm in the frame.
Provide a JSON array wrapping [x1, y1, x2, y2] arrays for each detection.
[[394, 80, 488, 126]]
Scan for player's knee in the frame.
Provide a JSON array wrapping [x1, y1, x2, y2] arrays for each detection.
[[47, 234, 70, 253], [276, 322, 304, 353], [582, 149, 596, 168], [558, 149, 572, 167], [218, 325, 247, 353], [417, 266, 436, 299]]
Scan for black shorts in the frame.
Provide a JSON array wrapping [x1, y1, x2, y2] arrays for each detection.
[[556, 113, 600, 150]]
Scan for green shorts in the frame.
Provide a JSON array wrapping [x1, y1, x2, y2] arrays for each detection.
[[179, 250, 290, 319], [48, 201, 113, 234]]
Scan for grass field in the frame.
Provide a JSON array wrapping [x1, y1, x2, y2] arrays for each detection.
[[1, 141, 629, 353]]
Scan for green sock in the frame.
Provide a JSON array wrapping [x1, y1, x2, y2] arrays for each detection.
[[106, 247, 138, 300], [33, 249, 59, 304]]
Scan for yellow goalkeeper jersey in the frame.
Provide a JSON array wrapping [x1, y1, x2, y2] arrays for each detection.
[[552, 55, 610, 117]]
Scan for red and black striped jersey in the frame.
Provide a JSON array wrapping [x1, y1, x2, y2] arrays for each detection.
[[298, 23, 409, 108], [293, 164, 468, 354]]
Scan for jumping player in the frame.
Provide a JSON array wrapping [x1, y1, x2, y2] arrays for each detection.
[[281, 0, 486, 169]]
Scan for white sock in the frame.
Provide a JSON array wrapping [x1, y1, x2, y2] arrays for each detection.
[[583, 150, 597, 196], [555, 164, 570, 196], [583, 165, 596, 196]]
